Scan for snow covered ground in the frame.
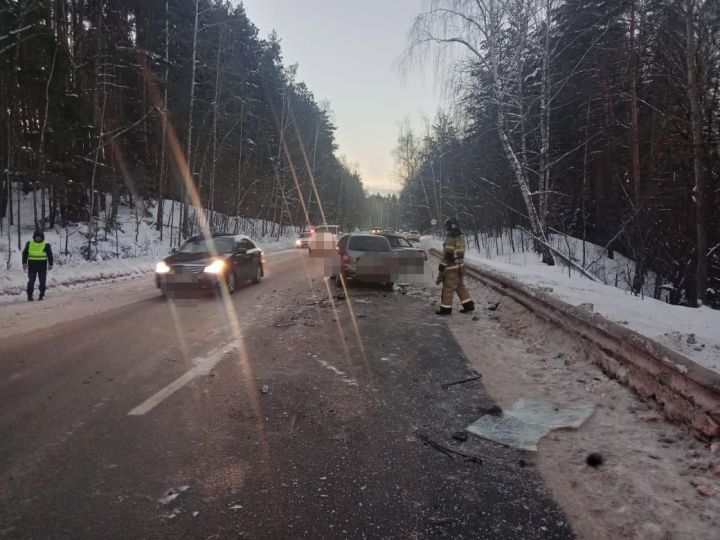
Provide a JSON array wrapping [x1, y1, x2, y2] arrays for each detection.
[[424, 233, 720, 375], [0, 189, 299, 303]]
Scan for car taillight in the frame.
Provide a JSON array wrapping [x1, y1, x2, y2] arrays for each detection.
[[342, 254, 349, 263]]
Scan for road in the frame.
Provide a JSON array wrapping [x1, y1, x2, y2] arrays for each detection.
[[0, 250, 573, 539]]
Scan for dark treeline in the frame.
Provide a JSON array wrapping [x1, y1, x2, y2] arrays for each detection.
[[1, 0, 365, 254], [399, 0, 719, 307]]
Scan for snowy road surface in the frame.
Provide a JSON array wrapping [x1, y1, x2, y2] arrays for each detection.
[[0, 250, 572, 538]]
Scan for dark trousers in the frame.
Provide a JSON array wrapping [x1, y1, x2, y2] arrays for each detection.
[[27, 261, 48, 299]]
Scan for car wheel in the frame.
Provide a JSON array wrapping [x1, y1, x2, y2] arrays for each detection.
[[252, 263, 263, 284], [385, 282, 394, 292], [226, 271, 237, 294]]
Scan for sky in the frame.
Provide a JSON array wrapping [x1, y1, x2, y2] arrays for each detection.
[[239, 0, 443, 194]]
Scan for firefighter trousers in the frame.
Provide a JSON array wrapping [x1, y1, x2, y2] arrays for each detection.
[[440, 267, 472, 309]]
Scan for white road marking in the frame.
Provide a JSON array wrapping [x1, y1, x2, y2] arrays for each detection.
[[127, 342, 237, 416], [314, 356, 358, 387]]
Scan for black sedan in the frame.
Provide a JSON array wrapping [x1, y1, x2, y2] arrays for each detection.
[[155, 234, 264, 295]]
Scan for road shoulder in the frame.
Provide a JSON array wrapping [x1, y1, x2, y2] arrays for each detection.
[[445, 277, 720, 539]]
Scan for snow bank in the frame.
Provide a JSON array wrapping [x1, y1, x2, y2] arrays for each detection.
[[425, 235, 720, 375], [1, 189, 300, 303]]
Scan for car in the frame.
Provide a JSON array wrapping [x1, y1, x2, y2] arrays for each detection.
[[309, 224, 341, 255], [380, 233, 427, 285], [381, 232, 428, 262], [155, 234, 263, 295], [370, 227, 382, 235], [333, 233, 396, 290], [381, 229, 394, 235], [406, 230, 421, 242], [295, 231, 312, 248]]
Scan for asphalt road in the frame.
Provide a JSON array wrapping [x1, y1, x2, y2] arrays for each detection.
[[0, 250, 573, 539]]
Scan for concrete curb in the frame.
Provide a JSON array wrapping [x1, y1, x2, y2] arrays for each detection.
[[429, 248, 720, 439]]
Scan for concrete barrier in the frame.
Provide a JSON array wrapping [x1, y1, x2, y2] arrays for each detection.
[[430, 248, 720, 439]]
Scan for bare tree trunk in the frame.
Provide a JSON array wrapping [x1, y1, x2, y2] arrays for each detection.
[[181, 0, 200, 241], [209, 30, 222, 218], [486, 0, 554, 265], [156, 0, 170, 241], [538, 0, 552, 229], [628, 3, 642, 205], [686, 0, 709, 305]]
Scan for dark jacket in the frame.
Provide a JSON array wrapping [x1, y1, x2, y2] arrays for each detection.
[[22, 230, 54, 266]]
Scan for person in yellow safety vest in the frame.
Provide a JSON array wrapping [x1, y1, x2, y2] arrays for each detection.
[[436, 218, 474, 316], [22, 230, 54, 302]]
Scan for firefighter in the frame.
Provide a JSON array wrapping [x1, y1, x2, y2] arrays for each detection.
[[436, 218, 474, 315], [22, 230, 54, 301]]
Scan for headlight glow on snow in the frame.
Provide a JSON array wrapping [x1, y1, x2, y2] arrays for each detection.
[[156, 261, 171, 274], [203, 259, 226, 274]]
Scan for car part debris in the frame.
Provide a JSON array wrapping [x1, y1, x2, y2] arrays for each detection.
[[586, 452, 604, 468], [441, 375, 482, 391], [416, 432, 482, 464], [466, 399, 594, 452]]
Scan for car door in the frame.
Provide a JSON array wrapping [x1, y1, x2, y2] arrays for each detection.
[[233, 238, 254, 280], [244, 239, 262, 277]]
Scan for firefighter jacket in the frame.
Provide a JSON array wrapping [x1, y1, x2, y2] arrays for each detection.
[[438, 232, 466, 272]]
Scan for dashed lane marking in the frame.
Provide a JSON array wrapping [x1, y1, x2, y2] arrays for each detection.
[[127, 342, 238, 416]]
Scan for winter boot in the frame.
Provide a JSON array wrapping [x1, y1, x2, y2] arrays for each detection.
[[435, 306, 452, 316], [460, 300, 475, 313], [27, 296, 34, 302], [38, 295, 44, 301]]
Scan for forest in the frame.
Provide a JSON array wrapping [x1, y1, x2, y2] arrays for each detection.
[[0, 0, 367, 253], [397, 0, 719, 307]]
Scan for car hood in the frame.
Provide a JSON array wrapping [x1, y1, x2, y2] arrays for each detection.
[[164, 252, 229, 266]]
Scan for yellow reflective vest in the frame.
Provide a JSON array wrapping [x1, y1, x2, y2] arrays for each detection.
[[27, 240, 48, 261]]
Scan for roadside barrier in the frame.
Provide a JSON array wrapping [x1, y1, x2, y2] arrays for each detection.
[[429, 248, 720, 439]]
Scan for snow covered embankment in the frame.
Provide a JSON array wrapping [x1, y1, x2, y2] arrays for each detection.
[[424, 235, 720, 376], [1, 194, 298, 304]]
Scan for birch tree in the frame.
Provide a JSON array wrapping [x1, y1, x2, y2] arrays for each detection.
[[409, 0, 555, 264]]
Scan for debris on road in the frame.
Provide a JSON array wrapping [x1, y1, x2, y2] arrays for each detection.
[[452, 431, 468, 442], [696, 485, 715, 497], [441, 375, 483, 391], [487, 301, 501, 311], [260, 385, 270, 395], [586, 452, 604, 468], [158, 485, 190, 505], [415, 432, 483, 464], [466, 399, 594, 452]]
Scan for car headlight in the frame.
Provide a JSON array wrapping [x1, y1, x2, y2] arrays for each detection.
[[156, 261, 171, 274], [296, 239, 302, 246], [203, 259, 225, 274]]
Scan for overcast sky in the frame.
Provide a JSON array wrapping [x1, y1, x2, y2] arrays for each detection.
[[239, 0, 442, 194]]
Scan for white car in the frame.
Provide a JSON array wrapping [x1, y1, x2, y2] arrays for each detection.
[[406, 231, 421, 242], [308, 225, 341, 256]]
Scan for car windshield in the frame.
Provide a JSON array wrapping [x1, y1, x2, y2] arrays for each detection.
[[348, 236, 391, 252], [178, 237, 235, 254], [385, 236, 412, 248]]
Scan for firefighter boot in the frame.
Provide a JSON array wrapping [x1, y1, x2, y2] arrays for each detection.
[[435, 306, 452, 316], [460, 300, 475, 313]]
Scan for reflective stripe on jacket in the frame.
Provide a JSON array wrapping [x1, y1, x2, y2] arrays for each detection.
[[439, 234, 466, 270], [27, 240, 48, 261]]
